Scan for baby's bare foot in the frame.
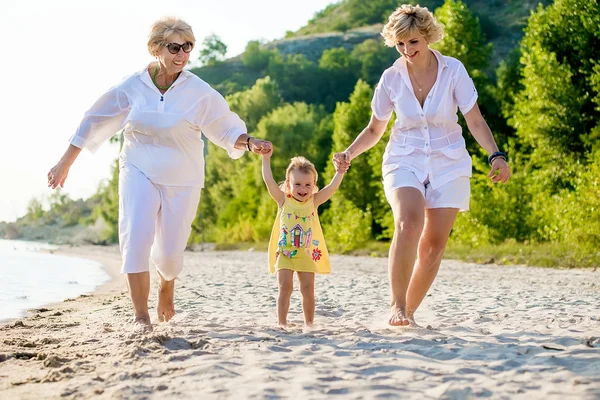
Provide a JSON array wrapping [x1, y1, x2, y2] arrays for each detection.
[[388, 304, 409, 326], [157, 280, 175, 322]]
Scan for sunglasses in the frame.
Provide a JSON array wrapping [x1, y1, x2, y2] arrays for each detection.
[[165, 42, 193, 54]]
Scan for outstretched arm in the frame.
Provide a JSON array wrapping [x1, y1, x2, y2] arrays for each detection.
[[332, 114, 388, 170], [262, 148, 285, 207], [314, 170, 345, 208], [47, 144, 82, 189]]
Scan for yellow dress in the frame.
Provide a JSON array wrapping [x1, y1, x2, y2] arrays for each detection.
[[268, 195, 330, 274]]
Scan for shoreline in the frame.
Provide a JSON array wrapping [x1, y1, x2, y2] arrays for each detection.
[[0, 244, 124, 325]]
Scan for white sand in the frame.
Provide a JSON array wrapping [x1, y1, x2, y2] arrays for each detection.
[[1, 246, 599, 399]]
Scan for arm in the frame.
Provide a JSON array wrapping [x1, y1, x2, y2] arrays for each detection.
[[233, 133, 272, 155], [199, 90, 273, 158], [261, 148, 285, 206], [49, 85, 128, 189], [332, 115, 388, 168], [464, 103, 510, 183], [314, 172, 345, 208], [47, 144, 83, 189]]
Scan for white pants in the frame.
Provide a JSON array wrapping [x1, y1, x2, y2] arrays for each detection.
[[384, 169, 470, 211], [119, 162, 201, 280]]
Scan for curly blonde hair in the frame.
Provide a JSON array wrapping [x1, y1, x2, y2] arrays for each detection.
[[282, 156, 319, 194], [381, 4, 443, 47], [147, 17, 196, 56]]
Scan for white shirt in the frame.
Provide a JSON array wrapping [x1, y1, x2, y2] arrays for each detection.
[[371, 49, 478, 190], [69, 66, 246, 187]]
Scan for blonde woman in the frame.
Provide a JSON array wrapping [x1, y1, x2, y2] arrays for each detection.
[[47, 17, 271, 331], [333, 5, 510, 327]]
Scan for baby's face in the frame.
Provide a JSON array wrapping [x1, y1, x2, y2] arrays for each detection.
[[288, 170, 316, 202]]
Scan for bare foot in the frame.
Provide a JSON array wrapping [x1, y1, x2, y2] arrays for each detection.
[[407, 314, 421, 328], [388, 304, 409, 326], [277, 321, 298, 329], [157, 279, 175, 322], [133, 314, 153, 333]]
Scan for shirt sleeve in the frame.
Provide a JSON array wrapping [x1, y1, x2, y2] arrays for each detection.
[[196, 89, 246, 160], [69, 86, 129, 153], [454, 62, 478, 115], [371, 73, 394, 121]]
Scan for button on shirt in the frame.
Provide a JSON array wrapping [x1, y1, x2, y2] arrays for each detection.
[[371, 49, 478, 190], [69, 66, 246, 187]]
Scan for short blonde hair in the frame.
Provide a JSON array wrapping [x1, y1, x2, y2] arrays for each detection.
[[147, 17, 195, 56], [381, 4, 443, 47], [282, 156, 319, 194]]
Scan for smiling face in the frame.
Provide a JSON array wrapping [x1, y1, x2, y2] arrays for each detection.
[[288, 169, 316, 202], [156, 34, 192, 75], [395, 32, 429, 63]]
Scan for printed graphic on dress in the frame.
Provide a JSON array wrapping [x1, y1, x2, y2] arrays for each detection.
[[283, 250, 297, 259], [278, 225, 288, 247], [312, 248, 322, 262], [290, 224, 304, 248]]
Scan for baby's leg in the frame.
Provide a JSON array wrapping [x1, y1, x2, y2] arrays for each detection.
[[297, 272, 315, 327], [276, 269, 294, 327]]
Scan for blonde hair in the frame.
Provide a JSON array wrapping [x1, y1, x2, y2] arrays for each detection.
[[282, 156, 319, 194], [147, 17, 196, 56], [381, 4, 443, 47]]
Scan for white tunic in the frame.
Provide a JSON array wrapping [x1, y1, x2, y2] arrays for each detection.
[[69, 66, 246, 187], [371, 49, 478, 190]]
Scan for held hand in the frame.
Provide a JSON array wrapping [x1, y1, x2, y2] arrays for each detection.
[[47, 162, 70, 189], [487, 158, 510, 183], [262, 146, 273, 159], [332, 151, 351, 173], [250, 138, 272, 155]]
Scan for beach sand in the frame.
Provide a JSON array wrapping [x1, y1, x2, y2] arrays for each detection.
[[1, 246, 599, 399]]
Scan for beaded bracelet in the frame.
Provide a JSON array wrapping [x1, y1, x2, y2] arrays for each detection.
[[488, 151, 507, 165]]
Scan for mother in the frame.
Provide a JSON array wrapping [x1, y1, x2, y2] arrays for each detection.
[[47, 17, 271, 330], [333, 5, 510, 326]]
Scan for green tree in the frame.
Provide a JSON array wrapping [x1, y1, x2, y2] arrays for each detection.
[[432, 0, 493, 74], [241, 41, 275, 72], [350, 39, 397, 87], [226, 76, 283, 133], [94, 160, 120, 243], [266, 52, 323, 104], [198, 34, 228, 67], [346, 0, 399, 26], [322, 80, 377, 247], [511, 0, 600, 168], [318, 47, 359, 110]]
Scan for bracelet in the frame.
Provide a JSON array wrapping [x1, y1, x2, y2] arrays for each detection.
[[246, 136, 253, 151], [488, 151, 507, 165]]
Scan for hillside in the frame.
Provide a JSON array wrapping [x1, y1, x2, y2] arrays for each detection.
[[291, 0, 553, 68], [194, 0, 553, 93]]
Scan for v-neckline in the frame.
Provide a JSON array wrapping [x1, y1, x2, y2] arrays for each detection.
[[402, 51, 440, 111]]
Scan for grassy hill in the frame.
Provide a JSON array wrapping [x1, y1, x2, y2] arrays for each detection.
[[290, 0, 553, 67], [193, 0, 553, 94]]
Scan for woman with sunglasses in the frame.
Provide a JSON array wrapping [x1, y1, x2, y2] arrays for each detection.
[[47, 17, 272, 332]]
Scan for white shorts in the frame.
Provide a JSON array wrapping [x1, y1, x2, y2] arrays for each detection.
[[383, 169, 470, 211], [119, 162, 201, 280]]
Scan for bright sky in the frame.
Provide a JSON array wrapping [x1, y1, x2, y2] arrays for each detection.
[[0, 0, 335, 223]]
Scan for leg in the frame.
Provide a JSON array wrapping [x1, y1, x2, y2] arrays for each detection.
[[405, 208, 458, 326], [126, 272, 151, 327], [276, 269, 294, 327], [387, 187, 425, 326], [119, 163, 161, 330], [152, 185, 202, 322], [297, 272, 315, 327]]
